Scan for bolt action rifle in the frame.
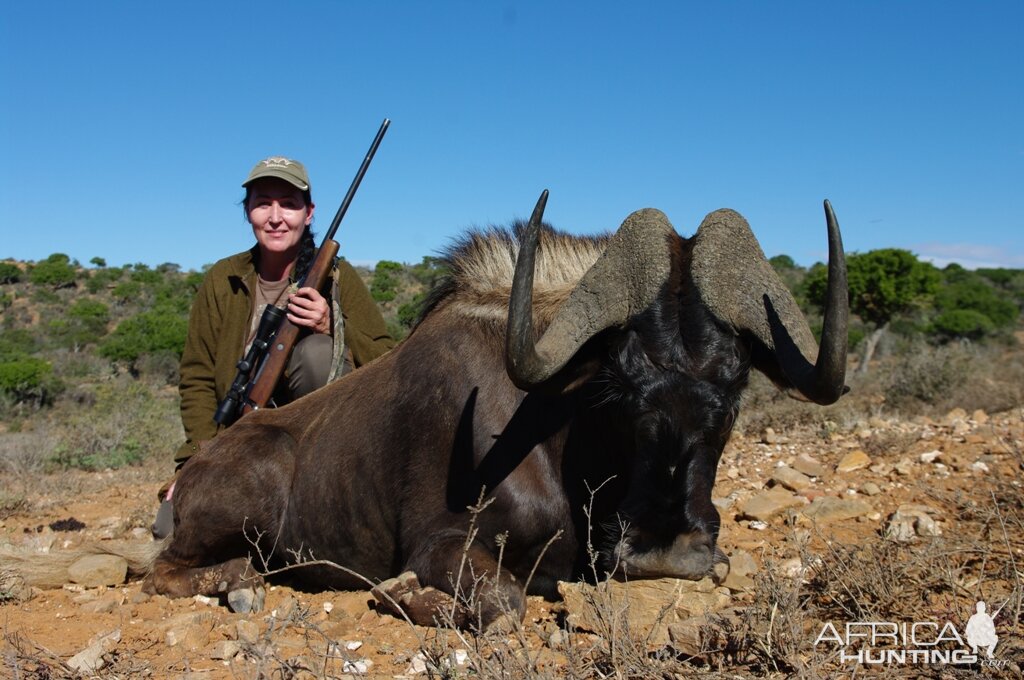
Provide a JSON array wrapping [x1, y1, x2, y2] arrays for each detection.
[[213, 118, 390, 427]]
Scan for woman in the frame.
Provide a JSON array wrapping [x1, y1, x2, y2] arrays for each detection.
[[154, 156, 394, 536]]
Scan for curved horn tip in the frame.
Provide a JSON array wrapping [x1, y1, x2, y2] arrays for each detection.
[[530, 190, 549, 226]]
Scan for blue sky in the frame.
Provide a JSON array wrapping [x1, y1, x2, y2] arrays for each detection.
[[2, 2, 1021, 272]]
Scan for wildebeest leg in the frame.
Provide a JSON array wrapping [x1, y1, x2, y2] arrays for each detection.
[[142, 425, 295, 612], [144, 556, 266, 612], [402, 529, 525, 630]]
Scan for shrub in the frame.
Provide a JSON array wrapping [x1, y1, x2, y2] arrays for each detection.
[[29, 253, 77, 288], [99, 306, 188, 363], [85, 266, 125, 293], [48, 379, 182, 470], [371, 260, 403, 303], [0, 262, 22, 284], [930, 309, 995, 341], [89, 256, 107, 268], [885, 342, 970, 408], [0, 356, 62, 408], [47, 299, 110, 350]]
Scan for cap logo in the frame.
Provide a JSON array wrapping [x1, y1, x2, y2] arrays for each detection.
[[261, 157, 294, 167]]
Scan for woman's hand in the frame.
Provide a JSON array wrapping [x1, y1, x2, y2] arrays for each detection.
[[287, 287, 331, 334]]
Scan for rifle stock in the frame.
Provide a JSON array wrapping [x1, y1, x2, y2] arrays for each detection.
[[241, 238, 340, 415]]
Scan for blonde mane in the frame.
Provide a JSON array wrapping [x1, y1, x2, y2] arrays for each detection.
[[434, 224, 609, 324]]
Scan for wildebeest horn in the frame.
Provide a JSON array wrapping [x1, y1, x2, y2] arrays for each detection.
[[690, 201, 848, 405], [506, 192, 674, 390]]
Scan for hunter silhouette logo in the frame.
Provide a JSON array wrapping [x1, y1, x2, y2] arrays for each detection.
[[262, 157, 294, 167], [814, 599, 1009, 667], [965, 601, 998, 659]]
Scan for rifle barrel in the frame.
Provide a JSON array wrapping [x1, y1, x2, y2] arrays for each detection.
[[324, 118, 390, 243]]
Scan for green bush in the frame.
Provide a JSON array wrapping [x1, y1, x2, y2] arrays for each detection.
[[0, 262, 22, 284], [0, 356, 62, 407], [371, 260, 403, 303], [99, 306, 188, 362], [0, 329, 37, 358], [89, 256, 107, 268], [930, 309, 995, 340], [85, 266, 125, 293], [29, 253, 77, 288], [47, 299, 110, 349], [111, 280, 142, 303]]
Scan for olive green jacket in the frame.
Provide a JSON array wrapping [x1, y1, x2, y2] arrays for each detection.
[[176, 248, 394, 462]]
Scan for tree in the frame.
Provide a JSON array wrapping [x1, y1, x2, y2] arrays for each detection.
[[29, 253, 77, 288], [805, 248, 938, 374], [89, 256, 107, 268]]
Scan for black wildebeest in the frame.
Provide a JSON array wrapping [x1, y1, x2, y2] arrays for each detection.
[[144, 192, 848, 628]]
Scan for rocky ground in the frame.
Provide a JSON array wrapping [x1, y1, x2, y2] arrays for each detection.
[[2, 407, 1022, 678]]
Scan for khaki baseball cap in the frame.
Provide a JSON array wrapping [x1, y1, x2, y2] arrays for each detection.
[[242, 156, 310, 192]]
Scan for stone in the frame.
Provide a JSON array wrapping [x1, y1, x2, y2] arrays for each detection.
[[67, 554, 128, 587], [802, 497, 873, 523], [919, 450, 942, 463], [793, 454, 827, 478], [836, 450, 871, 473], [210, 640, 241, 660], [860, 482, 882, 496], [162, 611, 216, 651], [68, 629, 120, 673], [894, 458, 915, 476], [739, 488, 805, 522], [558, 577, 731, 647], [236, 619, 260, 644], [227, 585, 265, 614], [771, 466, 812, 491], [972, 409, 989, 425], [724, 554, 753, 583], [667, 607, 745, 657], [80, 594, 122, 614]]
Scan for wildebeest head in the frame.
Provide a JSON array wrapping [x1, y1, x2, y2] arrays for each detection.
[[506, 191, 848, 578]]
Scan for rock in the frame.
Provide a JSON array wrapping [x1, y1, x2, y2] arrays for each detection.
[[747, 520, 769, 531], [802, 497, 873, 522], [210, 640, 241, 660], [972, 409, 989, 425], [67, 629, 120, 673], [919, 450, 942, 463], [558, 577, 731, 647], [762, 428, 786, 444], [0, 568, 32, 603], [893, 458, 915, 476], [944, 408, 968, 425], [227, 585, 265, 614], [836, 450, 871, 473], [860, 482, 882, 496], [163, 611, 216, 651], [771, 466, 812, 491], [970, 461, 990, 473], [67, 554, 128, 587], [886, 506, 943, 542], [667, 607, 745, 657], [548, 628, 569, 649], [728, 550, 758, 579], [81, 594, 122, 613], [739, 488, 805, 522], [236, 619, 260, 644], [793, 454, 827, 478]]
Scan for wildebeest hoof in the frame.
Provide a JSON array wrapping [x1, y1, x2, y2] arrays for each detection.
[[372, 571, 456, 626], [227, 585, 266, 614]]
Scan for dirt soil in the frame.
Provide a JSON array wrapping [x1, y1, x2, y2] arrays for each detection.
[[2, 407, 1022, 678]]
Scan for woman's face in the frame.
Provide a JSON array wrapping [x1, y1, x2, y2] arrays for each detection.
[[246, 178, 315, 258]]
